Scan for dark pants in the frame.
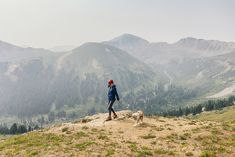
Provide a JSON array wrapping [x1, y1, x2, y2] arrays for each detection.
[[108, 100, 116, 116]]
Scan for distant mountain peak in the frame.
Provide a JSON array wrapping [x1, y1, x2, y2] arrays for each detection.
[[103, 34, 150, 54], [176, 37, 235, 51], [177, 37, 235, 45], [73, 42, 113, 51], [177, 37, 203, 43], [109, 33, 149, 44]]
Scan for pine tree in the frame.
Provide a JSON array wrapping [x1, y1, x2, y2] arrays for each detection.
[[0, 124, 10, 135], [10, 123, 18, 134], [34, 125, 40, 130], [184, 107, 190, 116], [17, 125, 27, 134], [178, 107, 183, 116], [48, 112, 55, 122], [28, 126, 32, 132]]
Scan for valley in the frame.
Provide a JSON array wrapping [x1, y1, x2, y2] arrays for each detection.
[[0, 34, 235, 124]]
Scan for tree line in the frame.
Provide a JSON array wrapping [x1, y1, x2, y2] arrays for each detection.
[[161, 95, 235, 117], [0, 123, 40, 135]]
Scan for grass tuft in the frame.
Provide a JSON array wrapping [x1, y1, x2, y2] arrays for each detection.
[[140, 133, 156, 139], [62, 127, 69, 132], [199, 150, 216, 157], [75, 141, 95, 151]]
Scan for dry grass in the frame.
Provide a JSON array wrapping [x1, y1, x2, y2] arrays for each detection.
[[0, 110, 234, 157]]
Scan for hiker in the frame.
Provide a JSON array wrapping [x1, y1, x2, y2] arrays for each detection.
[[106, 79, 120, 121]]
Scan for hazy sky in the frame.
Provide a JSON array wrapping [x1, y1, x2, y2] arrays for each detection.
[[0, 0, 234, 48]]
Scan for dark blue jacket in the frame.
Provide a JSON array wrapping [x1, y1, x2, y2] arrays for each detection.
[[108, 85, 119, 101]]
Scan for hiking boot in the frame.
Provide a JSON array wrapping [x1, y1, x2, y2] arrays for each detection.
[[113, 113, 118, 119], [106, 116, 112, 121]]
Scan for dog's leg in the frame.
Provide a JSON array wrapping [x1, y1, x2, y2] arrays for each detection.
[[139, 115, 142, 124], [134, 118, 138, 126], [137, 115, 140, 125], [141, 115, 144, 123], [141, 113, 144, 123]]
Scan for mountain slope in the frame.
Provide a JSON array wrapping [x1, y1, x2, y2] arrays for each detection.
[[175, 37, 235, 56], [0, 110, 234, 157], [56, 42, 153, 76], [195, 105, 235, 123], [164, 50, 235, 99]]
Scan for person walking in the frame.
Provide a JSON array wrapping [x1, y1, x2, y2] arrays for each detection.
[[106, 79, 119, 121]]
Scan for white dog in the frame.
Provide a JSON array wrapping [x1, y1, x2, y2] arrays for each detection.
[[132, 110, 144, 126]]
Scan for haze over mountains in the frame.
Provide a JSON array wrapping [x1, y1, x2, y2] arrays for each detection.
[[0, 39, 156, 117], [50, 45, 76, 52], [0, 40, 57, 62], [0, 34, 235, 118], [104, 34, 235, 98], [104, 33, 235, 64]]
